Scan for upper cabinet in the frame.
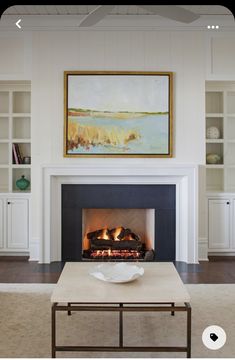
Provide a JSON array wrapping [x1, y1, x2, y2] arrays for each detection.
[[0, 82, 31, 194], [206, 34, 235, 80]]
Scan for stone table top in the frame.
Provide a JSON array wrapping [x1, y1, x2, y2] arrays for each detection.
[[51, 262, 190, 304]]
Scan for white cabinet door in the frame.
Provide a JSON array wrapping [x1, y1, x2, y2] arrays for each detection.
[[7, 199, 28, 249], [208, 199, 230, 249], [232, 200, 235, 250], [0, 199, 3, 248]]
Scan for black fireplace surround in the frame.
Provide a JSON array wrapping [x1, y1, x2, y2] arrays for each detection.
[[62, 184, 176, 261]]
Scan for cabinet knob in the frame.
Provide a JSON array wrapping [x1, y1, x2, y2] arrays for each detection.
[[7, 202, 11, 205], [227, 202, 230, 205]]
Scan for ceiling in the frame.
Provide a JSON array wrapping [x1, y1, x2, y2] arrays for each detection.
[[3, 5, 232, 16]]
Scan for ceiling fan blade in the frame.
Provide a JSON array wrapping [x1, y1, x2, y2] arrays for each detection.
[[79, 5, 116, 27], [138, 5, 200, 23]]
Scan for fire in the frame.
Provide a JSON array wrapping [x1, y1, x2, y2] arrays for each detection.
[[113, 227, 123, 240], [97, 228, 109, 240], [90, 249, 141, 259]]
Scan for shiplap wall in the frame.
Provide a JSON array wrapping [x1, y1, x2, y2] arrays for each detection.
[[2, 28, 235, 258]]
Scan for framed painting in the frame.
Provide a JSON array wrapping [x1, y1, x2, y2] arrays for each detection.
[[64, 71, 173, 157]]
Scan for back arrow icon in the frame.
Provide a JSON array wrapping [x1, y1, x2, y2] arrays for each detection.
[[16, 19, 22, 29]]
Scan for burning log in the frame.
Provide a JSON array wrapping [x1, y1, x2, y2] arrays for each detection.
[[90, 238, 143, 251], [87, 227, 140, 242], [87, 228, 109, 240]]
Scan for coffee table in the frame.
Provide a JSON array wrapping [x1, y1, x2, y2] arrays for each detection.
[[51, 262, 191, 357]]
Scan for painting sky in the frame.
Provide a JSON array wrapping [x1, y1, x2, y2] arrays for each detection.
[[68, 75, 169, 113]]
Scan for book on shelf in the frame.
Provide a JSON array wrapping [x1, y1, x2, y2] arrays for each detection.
[[12, 143, 23, 164], [12, 143, 19, 164]]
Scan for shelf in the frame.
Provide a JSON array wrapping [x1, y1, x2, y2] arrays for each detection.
[[226, 116, 235, 140], [12, 143, 31, 165], [206, 139, 224, 143], [12, 168, 31, 192], [0, 143, 9, 165], [206, 116, 223, 140], [206, 165, 224, 169], [206, 167, 224, 192], [12, 139, 31, 143], [12, 113, 31, 117], [206, 92, 223, 114], [206, 143, 223, 165], [13, 92, 30, 114], [227, 91, 235, 114], [0, 117, 9, 139], [225, 167, 235, 192], [0, 168, 9, 193], [0, 83, 31, 194], [225, 143, 235, 165], [0, 92, 9, 113], [12, 165, 31, 169], [206, 113, 224, 118], [13, 117, 30, 139]]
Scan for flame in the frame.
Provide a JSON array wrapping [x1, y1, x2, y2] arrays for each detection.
[[113, 227, 123, 240], [125, 234, 135, 241], [97, 228, 110, 240]]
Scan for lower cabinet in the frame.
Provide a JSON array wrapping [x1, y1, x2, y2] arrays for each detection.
[[0, 199, 3, 249], [7, 199, 28, 249], [208, 199, 230, 250], [208, 196, 235, 253], [0, 196, 29, 254]]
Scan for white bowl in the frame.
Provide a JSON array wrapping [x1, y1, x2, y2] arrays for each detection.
[[89, 262, 144, 283]]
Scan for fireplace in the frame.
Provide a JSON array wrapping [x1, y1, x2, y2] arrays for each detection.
[[62, 184, 175, 261], [41, 164, 198, 263], [82, 208, 155, 260]]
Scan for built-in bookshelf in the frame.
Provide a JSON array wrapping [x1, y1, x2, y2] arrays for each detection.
[[0, 82, 31, 193], [206, 81, 235, 192]]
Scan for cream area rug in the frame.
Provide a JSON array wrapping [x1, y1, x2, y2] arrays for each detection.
[[0, 284, 234, 358]]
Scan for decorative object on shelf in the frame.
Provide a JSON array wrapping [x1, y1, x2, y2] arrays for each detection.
[[206, 126, 220, 139], [206, 153, 221, 164], [89, 262, 144, 283], [23, 156, 31, 164], [64, 71, 173, 158], [16, 175, 30, 191]]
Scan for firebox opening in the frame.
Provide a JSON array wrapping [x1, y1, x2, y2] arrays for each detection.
[[82, 208, 155, 261]]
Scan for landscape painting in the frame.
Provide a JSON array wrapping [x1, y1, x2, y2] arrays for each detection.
[[64, 72, 173, 157]]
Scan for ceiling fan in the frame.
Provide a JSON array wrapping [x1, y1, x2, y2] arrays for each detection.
[[78, 5, 200, 27]]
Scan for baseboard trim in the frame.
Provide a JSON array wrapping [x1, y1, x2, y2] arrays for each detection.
[[0, 255, 29, 261], [208, 253, 235, 258], [29, 238, 40, 261], [198, 238, 208, 261]]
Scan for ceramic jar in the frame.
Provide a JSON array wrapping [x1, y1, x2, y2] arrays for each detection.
[[16, 175, 30, 190]]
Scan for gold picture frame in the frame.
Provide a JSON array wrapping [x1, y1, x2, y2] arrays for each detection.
[[64, 71, 173, 157]]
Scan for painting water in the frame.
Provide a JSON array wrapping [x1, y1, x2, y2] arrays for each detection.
[[67, 111, 169, 154]]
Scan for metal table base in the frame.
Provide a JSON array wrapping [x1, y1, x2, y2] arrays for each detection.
[[51, 302, 191, 358]]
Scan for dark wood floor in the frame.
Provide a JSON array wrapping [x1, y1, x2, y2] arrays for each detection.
[[0, 257, 235, 283]]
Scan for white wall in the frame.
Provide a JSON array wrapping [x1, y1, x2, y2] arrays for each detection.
[[2, 25, 235, 260], [30, 30, 205, 247]]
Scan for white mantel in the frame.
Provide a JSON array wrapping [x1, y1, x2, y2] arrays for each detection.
[[41, 163, 198, 264]]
